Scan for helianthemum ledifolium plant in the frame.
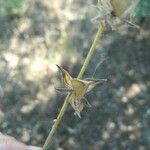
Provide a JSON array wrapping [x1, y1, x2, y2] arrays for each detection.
[[92, 0, 140, 30], [43, 23, 105, 150], [43, 1, 140, 149], [56, 65, 107, 118]]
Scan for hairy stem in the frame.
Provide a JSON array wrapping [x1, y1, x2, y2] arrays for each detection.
[[43, 23, 105, 150]]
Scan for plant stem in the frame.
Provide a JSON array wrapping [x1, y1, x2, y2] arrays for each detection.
[[77, 23, 105, 79], [43, 93, 71, 150], [43, 23, 105, 150]]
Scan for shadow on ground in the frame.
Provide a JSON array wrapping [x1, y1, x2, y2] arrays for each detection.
[[0, 0, 149, 149]]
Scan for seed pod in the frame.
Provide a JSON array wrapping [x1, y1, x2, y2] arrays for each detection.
[[56, 65, 107, 118]]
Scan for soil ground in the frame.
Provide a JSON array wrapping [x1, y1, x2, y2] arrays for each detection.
[[0, 0, 149, 149]]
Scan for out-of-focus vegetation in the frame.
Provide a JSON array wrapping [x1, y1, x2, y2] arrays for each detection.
[[0, 0, 149, 149], [136, 0, 150, 19], [0, 0, 24, 16]]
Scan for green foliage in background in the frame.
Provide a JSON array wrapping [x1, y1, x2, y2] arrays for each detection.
[[136, 0, 150, 19], [0, 0, 23, 16]]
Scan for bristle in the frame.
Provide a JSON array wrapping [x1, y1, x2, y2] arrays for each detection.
[[56, 64, 66, 76], [56, 64, 63, 71]]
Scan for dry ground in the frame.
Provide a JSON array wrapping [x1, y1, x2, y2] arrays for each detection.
[[0, 0, 149, 149]]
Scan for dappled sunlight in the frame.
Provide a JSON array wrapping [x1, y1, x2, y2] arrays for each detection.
[[17, 18, 32, 34], [121, 83, 142, 103], [20, 100, 40, 114], [49, 64, 59, 74], [0, 0, 149, 149], [119, 123, 140, 141], [25, 58, 52, 81], [36, 85, 56, 104], [2, 52, 19, 69], [21, 128, 31, 143], [125, 105, 136, 116]]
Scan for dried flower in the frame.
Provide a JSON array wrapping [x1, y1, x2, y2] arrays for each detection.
[[92, 0, 140, 30], [56, 65, 107, 118]]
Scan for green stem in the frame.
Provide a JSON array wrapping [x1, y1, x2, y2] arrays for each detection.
[[43, 94, 71, 150], [77, 23, 105, 79], [43, 23, 105, 150]]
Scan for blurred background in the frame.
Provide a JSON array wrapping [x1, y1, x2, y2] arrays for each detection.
[[0, 0, 149, 149]]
